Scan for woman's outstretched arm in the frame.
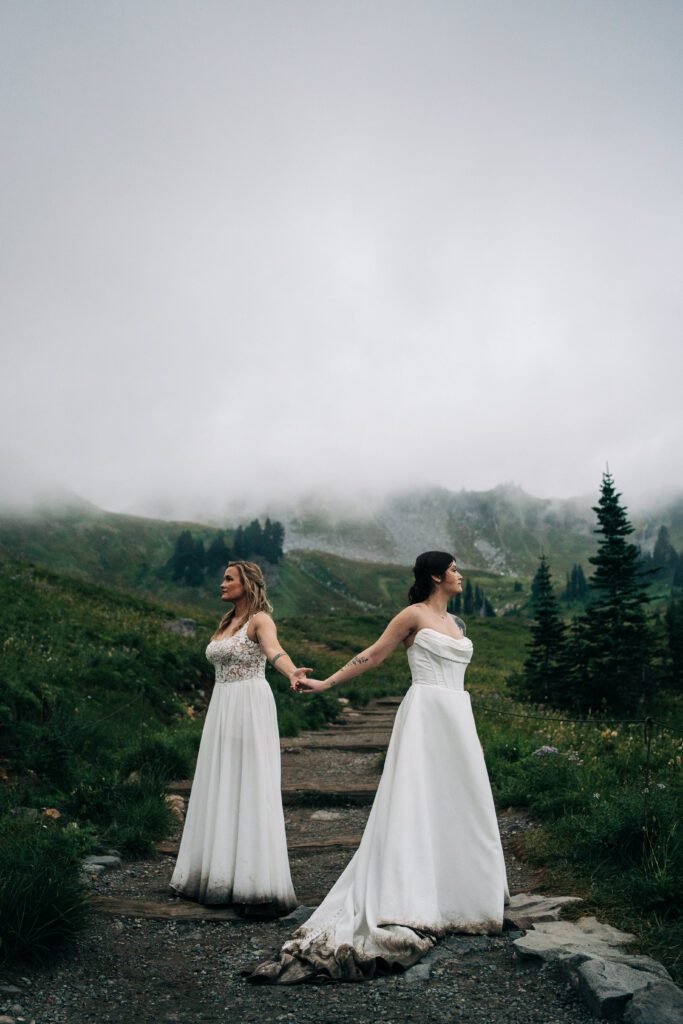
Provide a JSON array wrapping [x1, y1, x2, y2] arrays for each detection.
[[294, 606, 419, 693], [252, 613, 312, 687]]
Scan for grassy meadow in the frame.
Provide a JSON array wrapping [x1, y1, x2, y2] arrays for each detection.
[[1, 550, 681, 981]]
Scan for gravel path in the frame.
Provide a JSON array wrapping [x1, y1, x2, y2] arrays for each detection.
[[0, 701, 596, 1024]]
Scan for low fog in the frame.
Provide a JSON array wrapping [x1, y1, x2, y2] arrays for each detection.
[[1, 1, 682, 520]]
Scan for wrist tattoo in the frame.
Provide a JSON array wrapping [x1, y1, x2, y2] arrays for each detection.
[[271, 652, 285, 667]]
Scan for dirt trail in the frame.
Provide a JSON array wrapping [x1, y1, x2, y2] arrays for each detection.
[[0, 699, 594, 1024]]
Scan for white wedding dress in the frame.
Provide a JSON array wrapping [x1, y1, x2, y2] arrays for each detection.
[[250, 627, 509, 983], [170, 622, 297, 912]]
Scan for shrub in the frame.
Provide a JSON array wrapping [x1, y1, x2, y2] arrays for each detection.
[[120, 731, 196, 783], [492, 750, 589, 818], [67, 772, 175, 857], [0, 815, 89, 963]]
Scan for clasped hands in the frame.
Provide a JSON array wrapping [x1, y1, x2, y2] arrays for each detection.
[[288, 666, 330, 694]]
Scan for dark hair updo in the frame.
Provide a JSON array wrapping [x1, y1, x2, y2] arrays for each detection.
[[408, 551, 455, 604]]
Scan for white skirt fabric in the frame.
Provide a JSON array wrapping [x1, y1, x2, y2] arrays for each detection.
[[250, 636, 509, 982], [170, 675, 297, 911]]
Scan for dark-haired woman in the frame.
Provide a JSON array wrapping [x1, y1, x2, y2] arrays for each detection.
[[250, 551, 508, 982], [171, 560, 308, 913]]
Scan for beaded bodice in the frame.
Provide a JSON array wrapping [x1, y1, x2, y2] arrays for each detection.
[[206, 621, 267, 684]]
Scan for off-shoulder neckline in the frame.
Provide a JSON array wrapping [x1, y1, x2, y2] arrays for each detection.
[[413, 627, 472, 645]]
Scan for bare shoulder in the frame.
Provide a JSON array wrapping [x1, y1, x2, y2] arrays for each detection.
[[252, 610, 274, 625], [249, 611, 275, 641], [384, 605, 422, 636], [252, 610, 275, 632]]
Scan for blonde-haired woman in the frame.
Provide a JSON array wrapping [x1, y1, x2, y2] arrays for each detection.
[[170, 560, 308, 913]]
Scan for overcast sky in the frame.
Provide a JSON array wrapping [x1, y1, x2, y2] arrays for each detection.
[[2, 0, 681, 519]]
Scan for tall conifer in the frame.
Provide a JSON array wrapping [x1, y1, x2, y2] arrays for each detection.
[[512, 555, 567, 704], [578, 470, 652, 712]]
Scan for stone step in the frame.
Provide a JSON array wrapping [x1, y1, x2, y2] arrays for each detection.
[[282, 739, 388, 752], [282, 782, 378, 806], [155, 833, 363, 857], [167, 781, 378, 804], [90, 894, 322, 921]]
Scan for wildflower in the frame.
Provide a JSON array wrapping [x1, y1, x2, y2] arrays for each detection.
[[656, 783, 667, 790], [532, 745, 559, 756], [565, 751, 583, 765], [42, 807, 61, 820], [592, 792, 601, 800]]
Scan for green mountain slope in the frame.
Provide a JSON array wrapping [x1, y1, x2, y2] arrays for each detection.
[[0, 505, 527, 618]]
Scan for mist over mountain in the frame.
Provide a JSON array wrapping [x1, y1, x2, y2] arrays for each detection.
[[2, 482, 681, 580], [220, 483, 683, 576]]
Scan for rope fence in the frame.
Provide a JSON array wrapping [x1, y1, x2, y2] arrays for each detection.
[[469, 700, 683, 738]]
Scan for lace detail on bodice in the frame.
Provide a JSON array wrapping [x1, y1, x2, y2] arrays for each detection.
[[206, 622, 267, 684]]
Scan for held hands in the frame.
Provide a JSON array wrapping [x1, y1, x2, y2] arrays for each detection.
[[289, 672, 331, 694], [294, 677, 331, 694], [288, 666, 313, 692]]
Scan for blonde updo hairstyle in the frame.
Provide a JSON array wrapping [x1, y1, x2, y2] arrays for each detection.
[[213, 560, 273, 637]]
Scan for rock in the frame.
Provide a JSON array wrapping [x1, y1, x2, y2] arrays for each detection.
[[309, 810, 343, 821], [513, 915, 636, 964], [82, 854, 122, 871], [624, 978, 683, 1024], [0, 987, 23, 996], [503, 892, 583, 930], [562, 951, 671, 981], [570, 958, 659, 1019], [0, 1016, 16, 1024], [163, 618, 197, 637], [82, 862, 106, 878], [281, 905, 315, 926], [165, 794, 186, 822], [402, 961, 433, 982]]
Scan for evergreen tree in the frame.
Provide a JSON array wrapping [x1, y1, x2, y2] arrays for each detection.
[[450, 593, 462, 615], [665, 598, 683, 692], [270, 519, 285, 562], [483, 596, 496, 618], [232, 525, 246, 559], [473, 585, 484, 614], [262, 517, 285, 563], [206, 534, 230, 575], [171, 530, 205, 585], [512, 555, 567, 704], [577, 470, 653, 713], [463, 578, 474, 615], [673, 554, 683, 595], [563, 564, 589, 603], [241, 519, 262, 557], [652, 525, 678, 579], [185, 538, 205, 586]]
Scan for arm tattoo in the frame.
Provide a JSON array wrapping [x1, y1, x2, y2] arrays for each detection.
[[271, 652, 285, 667], [346, 655, 370, 669]]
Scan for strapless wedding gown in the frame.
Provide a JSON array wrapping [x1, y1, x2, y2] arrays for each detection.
[[250, 627, 509, 983], [170, 622, 297, 912]]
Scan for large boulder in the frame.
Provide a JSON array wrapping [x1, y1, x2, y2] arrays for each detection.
[[513, 915, 636, 963], [624, 979, 683, 1024]]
